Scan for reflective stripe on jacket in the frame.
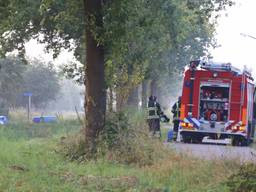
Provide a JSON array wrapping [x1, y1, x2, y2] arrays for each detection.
[[172, 102, 180, 120], [147, 105, 159, 119]]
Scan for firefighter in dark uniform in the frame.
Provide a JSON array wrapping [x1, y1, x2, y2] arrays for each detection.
[[147, 96, 162, 137], [172, 96, 181, 141]]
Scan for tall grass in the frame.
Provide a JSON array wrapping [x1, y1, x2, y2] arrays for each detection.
[[0, 109, 244, 191], [61, 110, 173, 166], [0, 109, 82, 141], [0, 120, 81, 141]]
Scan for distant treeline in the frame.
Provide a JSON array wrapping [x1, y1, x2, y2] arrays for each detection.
[[0, 57, 60, 114]]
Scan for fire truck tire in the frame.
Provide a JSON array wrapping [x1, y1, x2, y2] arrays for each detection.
[[182, 133, 203, 144], [241, 138, 250, 146], [231, 138, 239, 146], [232, 137, 249, 146], [232, 140, 236, 146], [182, 135, 192, 143], [192, 138, 203, 144]]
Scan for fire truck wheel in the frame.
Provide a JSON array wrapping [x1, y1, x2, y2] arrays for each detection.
[[231, 137, 239, 146], [191, 137, 203, 144], [241, 138, 249, 146], [232, 137, 249, 146], [182, 135, 192, 143]]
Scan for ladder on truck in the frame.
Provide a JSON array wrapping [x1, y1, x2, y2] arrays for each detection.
[[200, 61, 252, 77], [200, 62, 241, 73]]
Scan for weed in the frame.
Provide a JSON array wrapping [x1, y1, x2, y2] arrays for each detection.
[[62, 111, 171, 166], [0, 110, 246, 192], [224, 163, 256, 192]]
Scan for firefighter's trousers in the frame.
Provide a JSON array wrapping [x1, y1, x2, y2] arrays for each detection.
[[173, 119, 180, 140], [147, 118, 161, 137]]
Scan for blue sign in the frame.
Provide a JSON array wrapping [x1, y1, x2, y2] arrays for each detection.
[[23, 92, 33, 97]]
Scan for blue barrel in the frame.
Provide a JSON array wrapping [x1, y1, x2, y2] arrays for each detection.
[[0, 116, 8, 125], [33, 117, 41, 123], [42, 116, 57, 123], [33, 116, 57, 123], [167, 130, 173, 142]]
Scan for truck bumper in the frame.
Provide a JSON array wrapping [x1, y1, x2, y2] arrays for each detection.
[[202, 137, 232, 145], [180, 129, 246, 137], [179, 129, 249, 145]]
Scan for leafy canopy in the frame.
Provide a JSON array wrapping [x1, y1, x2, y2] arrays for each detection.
[[0, 0, 233, 98]]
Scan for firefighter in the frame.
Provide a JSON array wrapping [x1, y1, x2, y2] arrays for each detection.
[[171, 96, 181, 141], [147, 96, 162, 137]]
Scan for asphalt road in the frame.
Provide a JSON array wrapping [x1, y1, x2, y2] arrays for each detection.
[[169, 143, 256, 163]]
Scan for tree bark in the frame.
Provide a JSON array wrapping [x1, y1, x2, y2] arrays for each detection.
[[150, 79, 157, 98], [142, 80, 148, 108], [108, 87, 113, 112], [84, 0, 106, 153], [116, 90, 124, 112]]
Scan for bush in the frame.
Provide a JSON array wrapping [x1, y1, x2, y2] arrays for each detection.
[[101, 112, 130, 149], [61, 110, 171, 166], [225, 163, 256, 192], [60, 131, 87, 161]]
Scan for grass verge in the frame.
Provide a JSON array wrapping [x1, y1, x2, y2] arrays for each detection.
[[0, 112, 250, 192]]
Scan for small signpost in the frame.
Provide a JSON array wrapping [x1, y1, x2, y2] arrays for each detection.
[[23, 92, 32, 121]]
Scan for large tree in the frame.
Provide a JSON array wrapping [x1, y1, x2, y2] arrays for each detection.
[[84, 0, 106, 152]]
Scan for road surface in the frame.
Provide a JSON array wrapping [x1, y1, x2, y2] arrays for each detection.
[[169, 143, 256, 163]]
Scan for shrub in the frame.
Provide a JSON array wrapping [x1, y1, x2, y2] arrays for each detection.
[[60, 131, 87, 161], [61, 110, 171, 166], [224, 163, 256, 192]]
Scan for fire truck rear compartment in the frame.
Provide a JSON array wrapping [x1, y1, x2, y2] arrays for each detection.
[[181, 81, 250, 145], [199, 83, 230, 122]]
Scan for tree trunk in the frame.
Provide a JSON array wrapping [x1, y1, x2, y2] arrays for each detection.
[[108, 87, 113, 112], [157, 88, 164, 106], [116, 90, 124, 112], [84, 0, 106, 153], [150, 79, 157, 98], [127, 86, 139, 108], [142, 80, 148, 108]]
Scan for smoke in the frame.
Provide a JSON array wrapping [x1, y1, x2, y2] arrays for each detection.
[[46, 79, 84, 113]]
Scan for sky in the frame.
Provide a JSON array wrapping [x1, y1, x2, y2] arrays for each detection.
[[211, 0, 256, 76], [25, 39, 75, 67], [25, 0, 256, 76]]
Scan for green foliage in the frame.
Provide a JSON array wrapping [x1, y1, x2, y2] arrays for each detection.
[[102, 112, 130, 149], [0, 0, 84, 59], [103, 0, 234, 105], [0, 57, 25, 113], [0, 0, 234, 93], [62, 110, 170, 166], [39, 0, 85, 58], [0, 57, 60, 108], [101, 111, 171, 166], [0, 113, 242, 192], [18, 60, 61, 108], [224, 163, 256, 192], [0, 114, 81, 140]]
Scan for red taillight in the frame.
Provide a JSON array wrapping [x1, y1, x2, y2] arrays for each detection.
[[181, 122, 194, 129], [231, 125, 246, 132]]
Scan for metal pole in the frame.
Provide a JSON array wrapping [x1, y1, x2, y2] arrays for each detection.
[[240, 33, 256, 40], [189, 69, 195, 115], [28, 95, 31, 121]]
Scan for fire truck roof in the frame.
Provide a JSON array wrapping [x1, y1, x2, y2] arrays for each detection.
[[189, 60, 252, 78]]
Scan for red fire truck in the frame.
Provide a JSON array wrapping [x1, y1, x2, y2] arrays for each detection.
[[179, 60, 255, 146]]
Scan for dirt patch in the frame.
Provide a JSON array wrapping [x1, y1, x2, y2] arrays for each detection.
[[79, 175, 139, 188], [9, 165, 29, 172]]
